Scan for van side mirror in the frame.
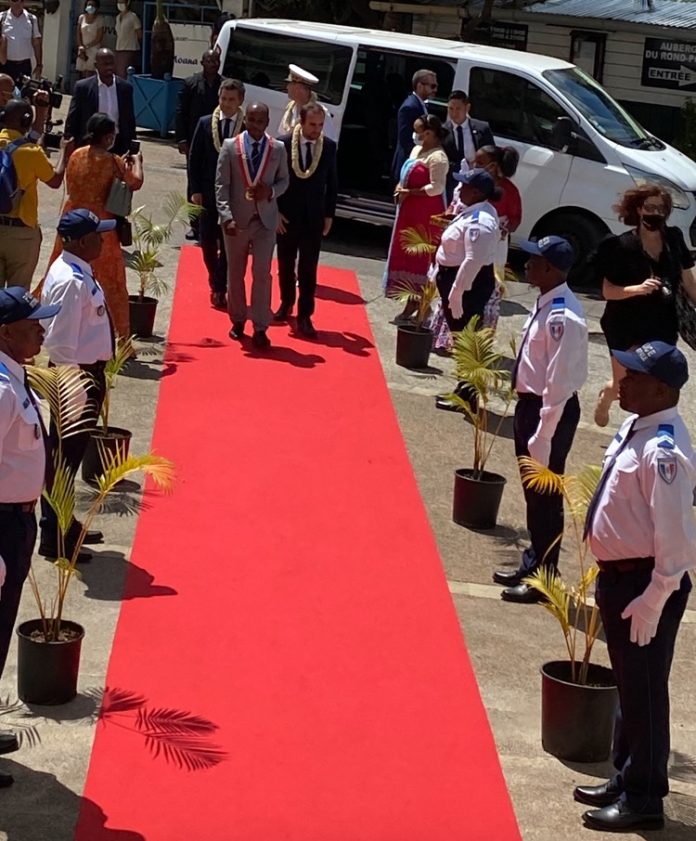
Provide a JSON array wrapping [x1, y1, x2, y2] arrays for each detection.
[[551, 117, 574, 151]]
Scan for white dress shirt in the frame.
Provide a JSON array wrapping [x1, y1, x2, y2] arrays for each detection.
[[589, 408, 696, 611], [0, 350, 45, 503], [98, 77, 120, 134], [1, 9, 40, 62], [515, 282, 588, 442], [41, 253, 113, 365], [436, 200, 499, 291], [448, 118, 476, 166]]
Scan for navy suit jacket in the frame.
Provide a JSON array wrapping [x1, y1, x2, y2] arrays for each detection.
[[65, 75, 136, 155], [391, 92, 428, 181], [189, 114, 224, 209], [277, 133, 338, 222]]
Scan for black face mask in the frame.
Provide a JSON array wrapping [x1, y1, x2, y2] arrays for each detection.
[[641, 214, 665, 231]]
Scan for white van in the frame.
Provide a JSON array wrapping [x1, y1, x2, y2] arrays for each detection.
[[216, 18, 696, 271]]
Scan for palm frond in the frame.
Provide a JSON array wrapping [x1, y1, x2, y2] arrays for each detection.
[[92, 686, 148, 720], [451, 318, 510, 396], [94, 453, 175, 496], [142, 733, 227, 771], [399, 224, 437, 256], [518, 456, 565, 495], [565, 464, 602, 520], [136, 707, 219, 735], [105, 335, 136, 382], [442, 392, 478, 423], [386, 279, 424, 303], [41, 459, 76, 536], [27, 365, 97, 439], [523, 567, 571, 633]]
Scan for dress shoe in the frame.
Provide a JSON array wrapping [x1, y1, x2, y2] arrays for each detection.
[[297, 317, 317, 338], [583, 801, 664, 831], [252, 330, 271, 349], [273, 304, 292, 322], [68, 522, 103, 545], [210, 291, 227, 311], [435, 394, 463, 412], [0, 770, 13, 787], [574, 780, 622, 807], [493, 569, 524, 587], [228, 321, 245, 341], [82, 529, 104, 545], [185, 228, 198, 242], [38, 543, 92, 564], [0, 732, 18, 755], [501, 583, 544, 604], [435, 382, 478, 413]]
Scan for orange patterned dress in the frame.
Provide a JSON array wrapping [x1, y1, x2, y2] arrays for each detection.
[[46, 146, 140, 337]]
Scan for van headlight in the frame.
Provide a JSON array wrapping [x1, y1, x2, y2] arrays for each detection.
[[624, 166, 691, 210]]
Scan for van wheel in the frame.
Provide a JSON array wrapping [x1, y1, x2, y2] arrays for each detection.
[[533, 212, 608, 288]]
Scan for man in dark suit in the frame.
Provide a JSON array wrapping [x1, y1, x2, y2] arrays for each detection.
[[442, 89, 495, 201], [391, 68, 437, 181], [275, 102, 337, 338], [65, 48, 136, 155], [189, 78, 245, 311]]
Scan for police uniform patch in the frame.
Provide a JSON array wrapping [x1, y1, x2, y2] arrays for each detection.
[[547, 296, 566, 341], [97, 305, 105, 316], [469, 228, 480, 242], [658, 454, 678, 484]]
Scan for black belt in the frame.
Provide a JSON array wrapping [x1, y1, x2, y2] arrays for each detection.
[[598, 557, 655, 574], [80, 360, 107, 373], [0, 501, 37, 513], [0, 216, 27, 228], [517, 391, 578, 400]]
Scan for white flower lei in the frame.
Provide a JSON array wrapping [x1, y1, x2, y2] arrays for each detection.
[[212, 107, 244, 153], [290, 123, 323, 179]]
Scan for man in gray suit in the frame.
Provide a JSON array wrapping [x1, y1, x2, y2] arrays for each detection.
[[216, 102, 289, 348]]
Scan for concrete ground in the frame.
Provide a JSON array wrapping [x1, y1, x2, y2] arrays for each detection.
[[1, 107, 696, 840]]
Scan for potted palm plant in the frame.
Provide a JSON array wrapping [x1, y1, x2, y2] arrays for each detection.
[[81, 335, 135, 485], [519, 459, 618, 763], [127, 193, 202, 337], [447, 316, 513, 529], [18, 365, 174, 705]]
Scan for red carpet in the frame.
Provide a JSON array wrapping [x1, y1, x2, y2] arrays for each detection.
[[75, 247, 521, 840]]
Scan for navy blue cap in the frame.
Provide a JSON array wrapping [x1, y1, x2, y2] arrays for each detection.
[[57, 209, 117, 241], [518, 235, 575, 272], [0, 287, 60, 325], [452, 167, 498, 199], [612, 341, 688, 389]]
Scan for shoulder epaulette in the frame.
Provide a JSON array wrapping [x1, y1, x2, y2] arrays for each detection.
[[656, 423, 675, 450], [0, 361, 9, 382]]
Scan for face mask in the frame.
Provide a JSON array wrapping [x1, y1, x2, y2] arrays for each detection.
[[641, 214, 664, 231], [413, 132, 424, 145], [86, 5, 97, 12], [117, 3, 127, 10]]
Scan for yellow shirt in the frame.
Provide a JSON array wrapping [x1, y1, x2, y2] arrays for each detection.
[[0, 128, 55, 228]]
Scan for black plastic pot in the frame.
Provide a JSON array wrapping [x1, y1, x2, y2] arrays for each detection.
[[396, 325, 432, 369], [129, 295, 158, 338], [541, 660, 618, 762], [452, 468, 506, 530], [81, 426, 132, 485], [17, 619, 85, 705]]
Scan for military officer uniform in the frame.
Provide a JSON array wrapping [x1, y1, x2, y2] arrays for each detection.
[[578, 342, 695, 832], [277, 64, 337, 142], [0, 286, 60, 784], [38, 210, 116, 561], [495, 236, 588, 602]]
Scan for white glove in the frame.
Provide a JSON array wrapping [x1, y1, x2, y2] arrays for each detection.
[[528, 434, 552, 467], [449, 286, 464, 320], [621, 595, 662, 646], [0, 553, 5, 601]]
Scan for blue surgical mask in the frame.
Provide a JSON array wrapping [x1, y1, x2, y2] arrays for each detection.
[[412, 131, 424, 145], [86, 4, 97, 12]]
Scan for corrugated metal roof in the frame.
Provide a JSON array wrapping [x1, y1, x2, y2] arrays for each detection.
[[524, 0, 696, 29]]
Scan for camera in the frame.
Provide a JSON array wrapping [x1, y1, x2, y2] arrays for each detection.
[[128, 140, 141, 155], [19, 74, 63, 110]]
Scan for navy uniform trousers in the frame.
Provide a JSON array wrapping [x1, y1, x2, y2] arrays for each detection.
[[436, 264, 495, 332], [0, 509, 35, 677], [596, 567, 691, 813], [514, 392, 580, 571]]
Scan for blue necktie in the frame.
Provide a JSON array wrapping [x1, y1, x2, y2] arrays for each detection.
[[250, 141, 261, 179], [583, 420, 636, 540]]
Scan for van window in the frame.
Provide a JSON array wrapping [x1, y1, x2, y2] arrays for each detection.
[[223, 27, 353, 106], [469, 67, 568, 148]]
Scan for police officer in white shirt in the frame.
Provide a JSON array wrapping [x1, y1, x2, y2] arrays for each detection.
[[434, 168, 499, 411], [493, 236, 588, 603], [38, 209, 116, 563], [0, 286, 60, 786], [575, 341, 695, 833]]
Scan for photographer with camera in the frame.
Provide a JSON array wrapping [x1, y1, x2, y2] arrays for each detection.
[[0, 0, 41, 83], [0, 98, 72, 289]]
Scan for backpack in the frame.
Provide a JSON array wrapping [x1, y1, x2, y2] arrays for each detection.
[[0, 137, 30, 215]]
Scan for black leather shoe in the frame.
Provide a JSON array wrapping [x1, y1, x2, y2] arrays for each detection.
[[297, 317, 317, 338], [252, 330, 271, 349], [273, 304, 292, 322], [38, 543, 92, 564], [229, 321, 245, 341], [210, 291, 227, 311], [501, 583, 544, 604], [0, 732, 18, 755], [69, 523, 104, 545], [493, 569, 525, 587], [435, 395, 462, 412], [583, 802, 664, 831], [0, 771, 13, 787], [82, 529, 104, 545], [574, 780, 622, 807]]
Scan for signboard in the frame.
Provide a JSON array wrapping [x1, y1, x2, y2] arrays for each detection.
[[171, 23, 212, 79], [469, 21, 528, 52], [642, 37, 696, 90]]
